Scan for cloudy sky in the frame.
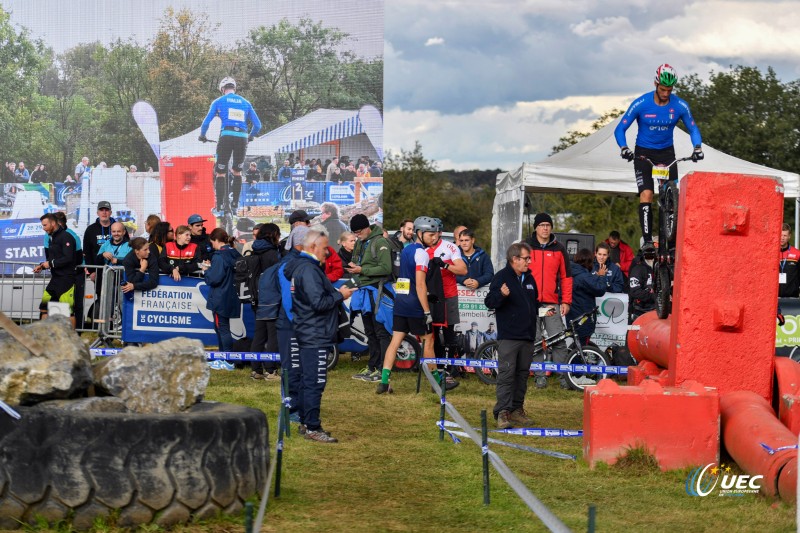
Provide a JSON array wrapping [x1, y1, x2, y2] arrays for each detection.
[[7, 0, 800, 171]]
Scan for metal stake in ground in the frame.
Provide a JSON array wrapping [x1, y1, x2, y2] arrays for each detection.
[[439, 370, 447, 441], [481, 410, 490, 505], [0, 311, 44, 357], [416, 339, 426, 394], [588, 504, 596, 532]]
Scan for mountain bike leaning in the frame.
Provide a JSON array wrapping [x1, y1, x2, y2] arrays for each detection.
[[473, 306, 609, 390]]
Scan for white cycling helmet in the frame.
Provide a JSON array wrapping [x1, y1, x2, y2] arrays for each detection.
[[219, 77, 237, 92]]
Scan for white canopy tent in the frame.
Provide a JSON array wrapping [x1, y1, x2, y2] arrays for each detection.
[[491, 117, 800, 268], [160, 105, 384, 161]]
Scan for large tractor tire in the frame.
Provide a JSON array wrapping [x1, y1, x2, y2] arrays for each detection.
[[0, 402, 268, 529]]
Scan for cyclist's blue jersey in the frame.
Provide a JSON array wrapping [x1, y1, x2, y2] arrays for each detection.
[[614, 91, 702, 150], [200, 93, 262, 139], [394, 243, 429, 318]]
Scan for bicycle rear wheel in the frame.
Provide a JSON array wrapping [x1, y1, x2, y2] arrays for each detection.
[[394, 334, 422, 371], [473, 340, 499, 385], [326, 344, 339, 371], [654, 262, 672, 319], [662, 181, 679, 246], [565, 348, 609, 391]]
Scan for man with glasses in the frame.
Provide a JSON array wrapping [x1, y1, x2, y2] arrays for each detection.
[[526, 213, 573, 389], [485, 242, 538, 428], [188, 214, 213, 262]]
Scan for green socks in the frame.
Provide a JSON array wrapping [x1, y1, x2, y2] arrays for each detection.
[[381, 368, 391, 385]]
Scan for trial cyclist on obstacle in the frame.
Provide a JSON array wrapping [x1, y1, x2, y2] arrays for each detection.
[[615, 64, 703, 247], [199, 77, 262, 217]]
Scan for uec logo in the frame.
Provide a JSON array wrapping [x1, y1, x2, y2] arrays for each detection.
[[685, 463, 762, 497]]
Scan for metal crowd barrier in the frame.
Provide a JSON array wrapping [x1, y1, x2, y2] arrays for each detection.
[[0, 261, 124, 346], [0, 261, 48, 324]]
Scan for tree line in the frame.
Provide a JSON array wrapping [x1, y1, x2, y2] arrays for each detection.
[[0, 6, 383, 179]]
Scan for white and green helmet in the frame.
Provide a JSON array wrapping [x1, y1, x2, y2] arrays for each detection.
[[654, 64, 677, 87]]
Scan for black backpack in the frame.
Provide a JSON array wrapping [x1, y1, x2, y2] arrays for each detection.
[[234, 251, 264, 305]]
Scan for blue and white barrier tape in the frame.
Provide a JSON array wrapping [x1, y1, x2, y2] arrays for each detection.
[[90, 348, 282, 362], [420, 357, 628, 375], [436, 421, 575, 460], [760, 442, 799, 455], [442, 420, 582, 438]]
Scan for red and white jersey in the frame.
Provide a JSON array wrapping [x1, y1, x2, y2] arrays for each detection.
[[427, 239, 463, 298]]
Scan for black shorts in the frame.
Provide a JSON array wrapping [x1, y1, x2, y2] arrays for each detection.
[[215, 135, 248, 174], [634, 145, 677, 194], [393, 315, 428, 336]]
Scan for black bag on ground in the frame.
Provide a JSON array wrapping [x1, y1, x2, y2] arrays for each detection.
[[606, 344, 637, 368]]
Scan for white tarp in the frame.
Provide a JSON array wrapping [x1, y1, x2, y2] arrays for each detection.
[[491, 117, 800, 267], [160, 106, 384, 161]]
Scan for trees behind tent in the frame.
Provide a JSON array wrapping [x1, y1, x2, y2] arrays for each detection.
[[0, 6, 383, 179]]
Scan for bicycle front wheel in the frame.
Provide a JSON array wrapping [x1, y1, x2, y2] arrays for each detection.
[[565, 348, 609, 391], [473, 340, 499, 385]]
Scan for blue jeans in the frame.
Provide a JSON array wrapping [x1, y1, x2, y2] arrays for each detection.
[[278, 327, 302, 416], [214, 313, 233, 351], [298, 345, 329, 431]]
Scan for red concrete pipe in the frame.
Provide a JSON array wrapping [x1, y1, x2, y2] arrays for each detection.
[[626, 310, 671, 370], [720, 391, 797, 497], [778, 457, 797, 503]]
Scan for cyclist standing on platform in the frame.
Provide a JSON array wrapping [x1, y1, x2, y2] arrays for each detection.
[[615, 64, 704, 246], [199, 77, 262, 216]]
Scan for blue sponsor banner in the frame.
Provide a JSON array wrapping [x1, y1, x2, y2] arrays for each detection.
[[121, 275, 254, 345], [240, 181, 327, 208], [0, 218, 46, 270], [53, 182, 81, 206], [327, 183, 357, 205]]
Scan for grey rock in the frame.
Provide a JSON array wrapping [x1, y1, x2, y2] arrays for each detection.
[[0, 317, 91, 406], [92, 338, 209, 414], [37, 397, 128, 412]]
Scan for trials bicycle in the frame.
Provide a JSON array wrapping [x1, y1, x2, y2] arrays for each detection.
[[634, 155, 698, 319], [471, 307, 609, 391]]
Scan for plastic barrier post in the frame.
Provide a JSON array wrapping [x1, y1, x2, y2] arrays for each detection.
[[588, 505, 596, 533], [416, 340, 425, 394], [439, 372, 447, 441], [481, 409, 490, 505], [244, 502, 253, 533], [274, 408, 284, 498], [281, 372, 291, 439]]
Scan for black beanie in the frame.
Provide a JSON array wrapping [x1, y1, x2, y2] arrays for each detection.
[[349, 214, 370, 232], [533, 213, 553, 228]]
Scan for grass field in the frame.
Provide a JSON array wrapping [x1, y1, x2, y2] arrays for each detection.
[[20, 358, 797, 533], [202, 360, 797, 533]]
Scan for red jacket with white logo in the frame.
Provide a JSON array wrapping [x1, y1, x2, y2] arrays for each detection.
[[528, 235, 573, 305], [780, 245, 800, 297]]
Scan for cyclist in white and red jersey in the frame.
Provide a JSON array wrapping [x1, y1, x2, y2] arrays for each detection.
[[426, 220, 468, 388]]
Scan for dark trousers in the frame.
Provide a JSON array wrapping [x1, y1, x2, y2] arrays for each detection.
[[250, 318, 279, 373], [493, 339, 535, 418], [298, 345, 329, 431], [214, 313, 233, 351], [362, 312, 390, 371], [278, 326, 301, 414]]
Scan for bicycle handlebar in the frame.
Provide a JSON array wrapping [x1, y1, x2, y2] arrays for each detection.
[[633, 155, 695, 168], [568, 306, 599, 328]]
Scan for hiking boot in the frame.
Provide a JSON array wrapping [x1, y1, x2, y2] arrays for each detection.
[[250, 371, 265, 381], [433, 376, 460, 393], [363, 370, 381, 382], [535, 377, 548, 389], [508, 408, 534, 427], [376, 382, 393, 395], [265, 371, 282, 381], [497, 410, 512, 430], [352, 367, 371, 380], [305, 429, 338, 443]]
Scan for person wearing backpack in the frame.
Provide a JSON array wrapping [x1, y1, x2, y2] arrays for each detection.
[[248, 223, 282, 380], [345, 214, 393, 382]]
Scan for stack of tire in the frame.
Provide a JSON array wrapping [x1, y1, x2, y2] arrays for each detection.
[[0, 402, 268, 529]]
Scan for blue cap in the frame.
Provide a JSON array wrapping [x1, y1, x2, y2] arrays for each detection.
[[188, 214, 207, 225]]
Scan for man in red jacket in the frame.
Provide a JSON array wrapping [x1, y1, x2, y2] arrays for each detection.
[[527, 213, 573, 389], [605, 230, 634, 279]]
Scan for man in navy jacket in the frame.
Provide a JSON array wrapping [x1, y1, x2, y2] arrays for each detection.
[[285, 229, 354, 443], [455, 229, 494, 290], [484, 242, 538, 430]]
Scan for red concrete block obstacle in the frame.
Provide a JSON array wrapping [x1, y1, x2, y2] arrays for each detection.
[[584, 171, 785, 471]]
